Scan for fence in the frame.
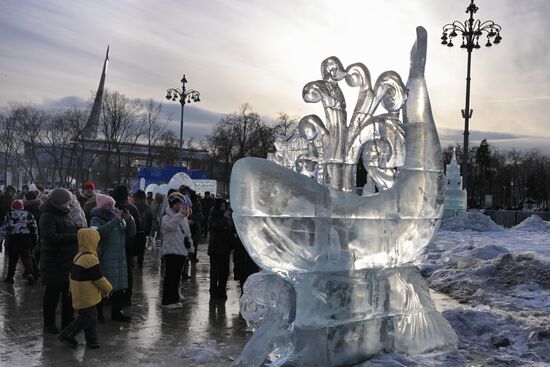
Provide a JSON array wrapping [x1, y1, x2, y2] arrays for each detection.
[[484, 210, 550, 228]]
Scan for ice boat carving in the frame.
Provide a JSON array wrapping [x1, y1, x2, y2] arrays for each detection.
[[231, 27, 457, 366]]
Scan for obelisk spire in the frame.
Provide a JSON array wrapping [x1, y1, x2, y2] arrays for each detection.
[[83, 46, 109, 139]]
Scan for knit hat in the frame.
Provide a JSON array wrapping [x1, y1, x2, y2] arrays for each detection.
[[168, 192, 185, 207], [83, 181, 96, 191], [96, 193, 115, 209], [111, 185, 128, 202], [48, 188, 72, 208], [11, 199, 24, 210]]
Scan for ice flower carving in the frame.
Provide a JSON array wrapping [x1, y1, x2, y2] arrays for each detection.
[[298, 57, 407, 192]]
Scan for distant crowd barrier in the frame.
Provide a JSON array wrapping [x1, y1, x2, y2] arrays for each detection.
[[483, 210, 550, 228]]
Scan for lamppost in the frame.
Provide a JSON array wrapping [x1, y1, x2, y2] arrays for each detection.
[[510, 181, 514, 208], [165, 74, 201, 168], [441, 0, 502, 196]]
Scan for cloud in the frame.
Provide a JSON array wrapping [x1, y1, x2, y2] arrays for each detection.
[[1, 0, 550, 152], [477, 96, 550, 104], [42, 95, 89, 109], [162, 104, 224, 140], [31, 95, 223, 141], [438, 128, 522, 142], [439, 128, 550, 155]]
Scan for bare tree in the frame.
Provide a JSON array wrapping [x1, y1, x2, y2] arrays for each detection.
[[154, 130, 180, 167], [444, 142, 550, 209], [185, 136, 195, 149], [2, 104, 47, 184], [42, 108, 87, 186], [206, 103, 279, 192], [274, 112, 298, 138], [142, 99, 167, 166], [0, 111, 16, 186], [99, 90, 144, 187]]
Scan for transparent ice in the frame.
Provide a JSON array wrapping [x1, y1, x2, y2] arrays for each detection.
[[442, 148, 467, 218], [231, 27, 457, 366]]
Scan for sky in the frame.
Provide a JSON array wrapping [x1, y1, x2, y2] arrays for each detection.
[[1, 0, 550, 153]]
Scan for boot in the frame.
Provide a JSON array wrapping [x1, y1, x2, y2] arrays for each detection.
[[111, 291, 131, 322], [58, 334, 78, 348], [182, 258, 191, 280]]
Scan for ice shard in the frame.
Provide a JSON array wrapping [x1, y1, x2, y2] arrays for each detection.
[[231, 27, 457, 366]]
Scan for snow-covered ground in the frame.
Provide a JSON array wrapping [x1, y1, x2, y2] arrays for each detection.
[[358, 213, 550, 366], [409, 213, 550, 366], [179, 213, 550, 366]]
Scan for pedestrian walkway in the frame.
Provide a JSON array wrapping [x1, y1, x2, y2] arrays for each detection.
[[0, 242, 248, 366]]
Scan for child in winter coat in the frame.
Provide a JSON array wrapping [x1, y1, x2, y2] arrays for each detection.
[[0, 199, 38, 284], [58, 228, 112, 348]]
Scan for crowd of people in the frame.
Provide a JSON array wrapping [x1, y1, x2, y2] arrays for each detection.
[[0, 182, 259, 349]]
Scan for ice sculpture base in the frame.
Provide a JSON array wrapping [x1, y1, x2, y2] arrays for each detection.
[[234, 267, 457, 366]]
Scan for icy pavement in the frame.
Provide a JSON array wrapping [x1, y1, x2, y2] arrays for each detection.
[[2, 214, 550, 366], [0, 242, 248, 367]]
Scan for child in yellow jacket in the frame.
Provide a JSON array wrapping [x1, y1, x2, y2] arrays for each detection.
[[58, 228, 112, 348]]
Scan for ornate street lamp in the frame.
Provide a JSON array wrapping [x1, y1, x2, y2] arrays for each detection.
[[165, 74, 201, 167], [441, 0, 502, 198]]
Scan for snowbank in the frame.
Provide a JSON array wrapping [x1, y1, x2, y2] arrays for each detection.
[[513, 214, 550, 232], [419, 230, 550, 366], [428, 253, 550, 310], [172, 221, 550, 367], [443, 308, 550, 366], [439, 212, 503, 232], [412, 225, 550, 365]]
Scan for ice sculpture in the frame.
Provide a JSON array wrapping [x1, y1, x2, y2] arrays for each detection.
[[230, 27, 457, 366], [267, 132, 324, 182], [168, 172, 195, 191], [237, 272, 295, 366], [443, 148, 467, 218]]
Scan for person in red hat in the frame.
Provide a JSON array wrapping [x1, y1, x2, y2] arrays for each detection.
[[78, 182, 97, 222], [78, 182, 95, 208], [0, 199, 38, 284]]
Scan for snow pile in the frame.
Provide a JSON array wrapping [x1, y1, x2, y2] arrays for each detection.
[[428, 252, 550, 310], [414, 226, 550, 365], [513, 214, 550, 232], [420, 236, 510, 277], [439, 212, 503, 232], [467, 243, 509, 260], [443, 308, 550, 366]]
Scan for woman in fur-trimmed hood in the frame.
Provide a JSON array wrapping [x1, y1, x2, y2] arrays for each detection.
[[90, 193, 135, 322]]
